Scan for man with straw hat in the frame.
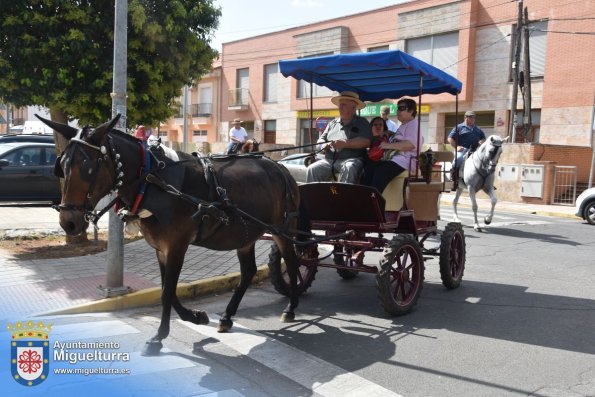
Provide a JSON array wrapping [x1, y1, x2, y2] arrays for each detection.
[[306, 91, 372, 183], [227, 118, 248, 154]]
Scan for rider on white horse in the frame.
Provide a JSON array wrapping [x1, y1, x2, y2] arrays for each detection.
[[447, 110, 486, 183]]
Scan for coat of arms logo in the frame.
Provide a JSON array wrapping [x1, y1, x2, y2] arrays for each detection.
[[8, 320, 52, 386]]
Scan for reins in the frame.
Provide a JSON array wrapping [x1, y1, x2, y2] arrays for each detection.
[[58, 133, 345, 244], [470, 143, 501, 190]]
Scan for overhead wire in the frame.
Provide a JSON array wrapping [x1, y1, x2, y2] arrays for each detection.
[[218, 0, 589, 66]]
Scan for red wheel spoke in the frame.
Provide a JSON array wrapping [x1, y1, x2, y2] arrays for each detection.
[[392, 277, 403, 301]]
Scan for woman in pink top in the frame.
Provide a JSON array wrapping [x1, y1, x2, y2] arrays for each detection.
[[361, 98, 422, 193]]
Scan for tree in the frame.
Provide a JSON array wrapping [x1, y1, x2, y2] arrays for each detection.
[[0, 0, 220, 242], [0, 0, 220, 127]]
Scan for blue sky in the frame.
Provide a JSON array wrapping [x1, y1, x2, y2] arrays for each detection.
[[211, 0, 408, 51]]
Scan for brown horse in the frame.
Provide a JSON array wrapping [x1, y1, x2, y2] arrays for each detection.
[[228, 139, 260, 154], [37, 114, 301, 356]]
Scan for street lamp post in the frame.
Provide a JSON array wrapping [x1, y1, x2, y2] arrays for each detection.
[[99, 0, 130, 298]]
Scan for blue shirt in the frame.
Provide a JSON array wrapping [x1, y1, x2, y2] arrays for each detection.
[[448, 122, 486, 149]]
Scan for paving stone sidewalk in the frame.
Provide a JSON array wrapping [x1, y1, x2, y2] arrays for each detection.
[[0, 198, 578, 317]]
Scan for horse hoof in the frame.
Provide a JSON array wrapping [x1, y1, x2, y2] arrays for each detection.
[[217, 319, 233, 333], [280, 312, 295, 323], [474, 227, 483, 232], [191, 310, 210, 325], [484, 218, 492, 225], [141, 341, 163, 356]]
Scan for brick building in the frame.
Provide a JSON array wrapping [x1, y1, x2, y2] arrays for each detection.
[[168, 0, 595, 202]]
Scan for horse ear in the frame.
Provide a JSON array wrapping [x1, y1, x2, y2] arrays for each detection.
[[87, 114, 121, 144], [35, 114, 78, 140]]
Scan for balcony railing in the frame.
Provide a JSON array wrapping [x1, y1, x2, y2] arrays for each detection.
[[177, 103, 212, 117], [191, 103, 212, 117], [228, 88, 249, 109]]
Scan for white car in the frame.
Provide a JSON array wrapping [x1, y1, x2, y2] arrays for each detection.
[[575, 187, 595, 225], [278, 153, 316, 183]]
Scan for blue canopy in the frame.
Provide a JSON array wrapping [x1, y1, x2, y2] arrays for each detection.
[[279, 50, 462, 102]]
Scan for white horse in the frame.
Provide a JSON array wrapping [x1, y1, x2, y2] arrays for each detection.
[[453, 135, 507, 232]]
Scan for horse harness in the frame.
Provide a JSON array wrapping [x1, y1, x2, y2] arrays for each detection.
[[469, 142, 501, 191], [54, 132, 165, 226], [144, 154, 300, 244]]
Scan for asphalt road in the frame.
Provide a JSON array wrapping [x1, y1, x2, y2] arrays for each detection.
[[2, 206, 593, 397], [173, 208, 595, 397]]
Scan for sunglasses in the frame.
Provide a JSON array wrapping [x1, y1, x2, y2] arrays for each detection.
[[372, 123, 384, 126], [397, 105, 408, 111]]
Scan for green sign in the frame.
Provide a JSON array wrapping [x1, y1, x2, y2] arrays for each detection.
[[359, 103, 430, 117], [359, 104, 395, 117]]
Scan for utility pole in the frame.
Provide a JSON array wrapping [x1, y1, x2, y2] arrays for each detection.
[[100, 0, 129, 298], [522, 6, 532, 142], [183, 85, 189, 152], [6, 105, 11, 133], [509, 0, 523, 142]]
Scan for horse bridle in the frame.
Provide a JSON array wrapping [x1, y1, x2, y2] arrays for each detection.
[[54, 136, 123, 222], [471, 140, 502, 189]]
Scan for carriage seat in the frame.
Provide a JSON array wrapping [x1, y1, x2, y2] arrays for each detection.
[[382, 170, 409, 211], [381, 150, 455, 219]]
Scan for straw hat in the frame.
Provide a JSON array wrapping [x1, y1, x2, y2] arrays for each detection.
[[330, 91, 366, 110], [232, 118, 243, 123], [464, 110, 476, 117]]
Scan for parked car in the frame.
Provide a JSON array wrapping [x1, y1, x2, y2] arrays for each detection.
[[0, 142, 61, 203], [0, 134, 54, 143], [575, 187, 595, 225], [278, 153, 317, 183]]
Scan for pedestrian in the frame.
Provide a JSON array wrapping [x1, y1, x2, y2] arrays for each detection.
[[306, 91, 372, 183], [380, 105, 398, 133]]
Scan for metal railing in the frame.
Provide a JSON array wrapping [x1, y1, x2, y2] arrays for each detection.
[[228, 88, 249, 107], [177, 103, 212, 117], [191, 103, 212, 116], [552, 165, 577, 205]]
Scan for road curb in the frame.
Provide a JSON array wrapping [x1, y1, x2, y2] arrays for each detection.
[[41, 265, 270, 316], [438, 198, 578, 220]]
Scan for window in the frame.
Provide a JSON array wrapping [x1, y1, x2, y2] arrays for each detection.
[[298, 52, 335, 98], [512, 20, 548, 78], [264, 63, 278, 103], [195, 86, 212, 115], [235, 68, 249, 106], [264, 120, 276, 144], [192, 130, 208, 143], [406, 31, 459, 77], [368, 45, 389, 52], [4, 147, 44, 166]]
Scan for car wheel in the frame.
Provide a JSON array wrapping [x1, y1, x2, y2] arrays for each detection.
[[584, 201, 595, 225]]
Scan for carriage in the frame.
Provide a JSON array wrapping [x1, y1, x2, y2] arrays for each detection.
[[40, 50, 468, 355], [266, 50, 467, 315]]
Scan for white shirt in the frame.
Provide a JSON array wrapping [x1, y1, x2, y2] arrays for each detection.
[[384, 118, 398, 133], [229, 126, 248, 143]]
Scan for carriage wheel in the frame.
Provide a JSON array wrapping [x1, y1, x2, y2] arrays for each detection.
[[439, 222, 466, 289], [334, 246, 359, 279], [376, 235, 425, 316], [267, 242, 317, 297]]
